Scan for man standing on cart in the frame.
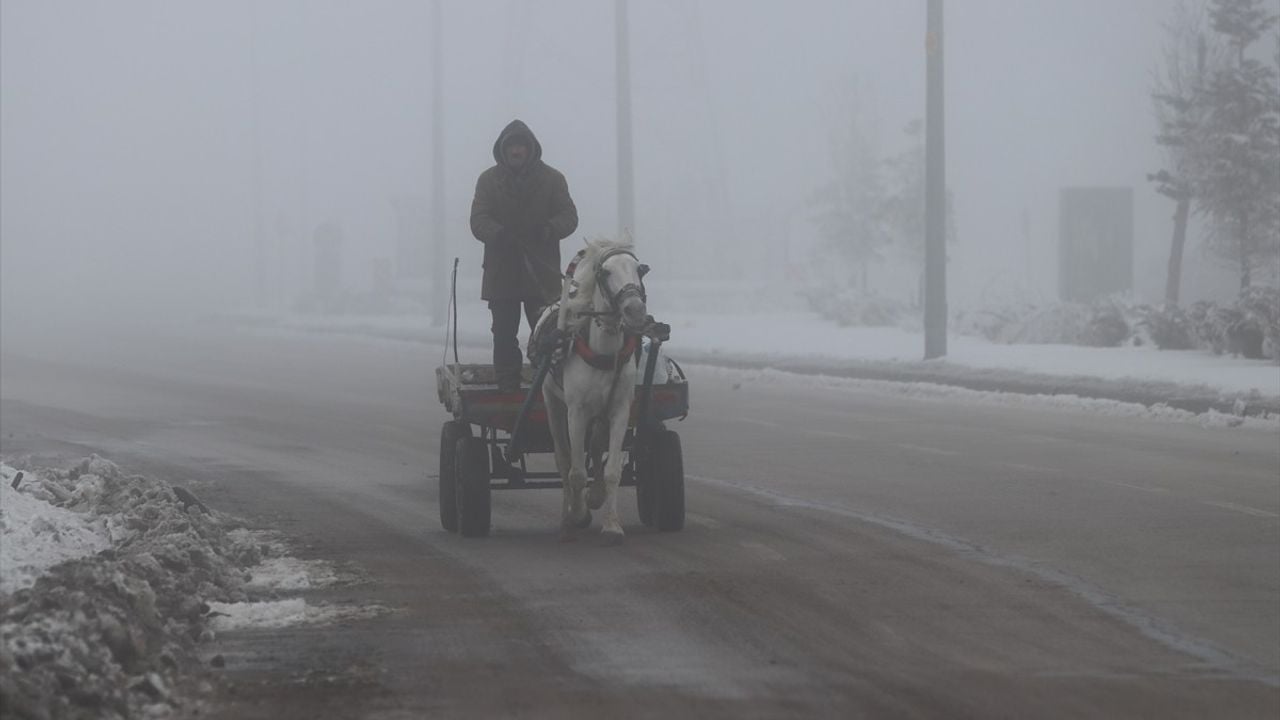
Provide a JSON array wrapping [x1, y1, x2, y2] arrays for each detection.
[[470, 119, 579, 394]]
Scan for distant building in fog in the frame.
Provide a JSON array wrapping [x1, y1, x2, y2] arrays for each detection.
[[391, 196, 429, 281], [313, 221, 344, 302], [1058, 187, 1132, 302]]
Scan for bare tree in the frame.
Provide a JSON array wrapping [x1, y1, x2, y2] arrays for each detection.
[[809, 82, 887, 292], [881, 119, 956, 307], [1150, 1, 1219, 304]]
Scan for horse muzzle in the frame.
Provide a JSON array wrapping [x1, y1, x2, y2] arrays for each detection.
[[618, 294, 648, 332]]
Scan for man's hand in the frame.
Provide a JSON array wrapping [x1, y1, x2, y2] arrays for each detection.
[[643, 316, 671, 342]]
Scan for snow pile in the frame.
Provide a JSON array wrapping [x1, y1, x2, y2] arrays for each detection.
[[704, 365, 1280, 430], [0, 456, 263, 719], [212, 532, 384, 629], [207, 598, 384, 632], [1, 467, 112, 594]]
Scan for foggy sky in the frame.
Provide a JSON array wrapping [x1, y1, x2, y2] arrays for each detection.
[[2, 0, 1190, 334]]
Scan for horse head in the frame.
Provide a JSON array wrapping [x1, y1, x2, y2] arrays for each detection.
[[596, 248, 649, 333], [570, 238, 649, 334]]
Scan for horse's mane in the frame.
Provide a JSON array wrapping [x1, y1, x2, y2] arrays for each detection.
[[563, 236, 635, 318]]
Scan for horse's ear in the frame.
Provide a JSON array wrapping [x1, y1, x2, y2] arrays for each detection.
[[638, 263, 650, 278]]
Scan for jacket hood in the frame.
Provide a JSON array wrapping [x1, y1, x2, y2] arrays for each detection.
[[492, 119, 543, 168]]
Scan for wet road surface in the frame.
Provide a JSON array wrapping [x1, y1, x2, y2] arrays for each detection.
[[2, 324, 1277, 718]]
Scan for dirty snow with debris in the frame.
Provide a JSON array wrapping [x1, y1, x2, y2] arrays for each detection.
[[0, 456, 373, 720]]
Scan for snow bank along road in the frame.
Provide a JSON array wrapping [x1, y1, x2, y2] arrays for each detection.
[[2, 325, 1277, 718]]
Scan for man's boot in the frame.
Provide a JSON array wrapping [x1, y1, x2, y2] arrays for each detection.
[[496, 366, 522, 394]]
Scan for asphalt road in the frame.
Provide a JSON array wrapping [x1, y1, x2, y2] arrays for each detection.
[[2, 324, 1277, 718]]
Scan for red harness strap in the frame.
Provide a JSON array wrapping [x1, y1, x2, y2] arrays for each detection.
[[573, 334, 638, 371], [564, 249, 588, 278]]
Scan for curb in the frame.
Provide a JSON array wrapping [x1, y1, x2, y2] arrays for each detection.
[[677, 350, 1280, 419]]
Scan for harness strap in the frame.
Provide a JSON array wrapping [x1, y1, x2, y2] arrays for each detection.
[[564, 249, 588, 278], [573, 334, 638, 370]]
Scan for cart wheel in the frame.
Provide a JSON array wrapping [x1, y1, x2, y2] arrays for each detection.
[[456, 435, 491, 537], [653, 430, 684, 532], [438, 421, 470, 532]]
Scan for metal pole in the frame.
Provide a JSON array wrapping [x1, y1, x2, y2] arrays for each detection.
[[250, 8, 265, 309], [431, 0, 448, 326], [615, 0, 635, 241], [924, 0, 947, 359]]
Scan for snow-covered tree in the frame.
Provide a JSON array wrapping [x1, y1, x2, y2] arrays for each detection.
[[809, 85, 888, 291], [880, 119, 956, 305], [880, 120, 927, 262], [1190, 0, 1280, 290]]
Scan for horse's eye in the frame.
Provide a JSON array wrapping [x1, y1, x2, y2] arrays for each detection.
[[638, 264, 650, 278]]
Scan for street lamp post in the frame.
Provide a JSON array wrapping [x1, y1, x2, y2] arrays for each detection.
[[430, 0, 447, 325], [924, 0, 947, 359], [615, 0, 635, 241]]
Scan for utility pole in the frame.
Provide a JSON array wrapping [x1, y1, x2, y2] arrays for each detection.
[[430, 0, 447, 325], [615, 0, 635, 241], [250, 7, 266, 309], [924, 0, 947, 359]]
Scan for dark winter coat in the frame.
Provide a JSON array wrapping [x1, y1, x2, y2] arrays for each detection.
[[470, 120, 579, 302]]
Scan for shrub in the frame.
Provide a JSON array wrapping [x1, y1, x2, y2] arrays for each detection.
[[1080, 302, 1130, 347], [802, 286, 912, 328], [1189, 300, 1266, 359], [1237, 286, 1280, 362], [1137, 304, 1197, 350]]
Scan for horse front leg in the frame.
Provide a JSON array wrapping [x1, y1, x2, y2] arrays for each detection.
[[599, 392, 633, 543], [543, 387, 576, 534], [561, 402, 592, 539]]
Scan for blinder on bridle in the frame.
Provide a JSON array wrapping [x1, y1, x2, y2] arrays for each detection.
[[593, 249, 648, 315]]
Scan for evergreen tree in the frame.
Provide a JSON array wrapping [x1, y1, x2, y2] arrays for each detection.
[[1192, 0, 1280, 290]]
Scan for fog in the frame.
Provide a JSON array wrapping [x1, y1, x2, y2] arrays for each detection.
[[2, 0, 1187, 340]]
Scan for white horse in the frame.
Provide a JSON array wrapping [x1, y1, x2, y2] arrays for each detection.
[[542, 238, 649, 543]]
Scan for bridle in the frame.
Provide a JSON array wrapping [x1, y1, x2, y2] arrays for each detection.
[[580, 247, 648, 327]]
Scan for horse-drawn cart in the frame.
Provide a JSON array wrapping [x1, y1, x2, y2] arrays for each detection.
[[434, 347, 688, 537]]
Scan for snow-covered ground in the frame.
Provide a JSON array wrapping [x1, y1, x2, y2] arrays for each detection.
[[672, 311, 1279, 397], [0, 459, 370, 719], [232, 299, 1280, 403], [700, 365, 1278, 430]]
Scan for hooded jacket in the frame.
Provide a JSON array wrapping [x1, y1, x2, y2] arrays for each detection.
[[470, 120, 579, 302]]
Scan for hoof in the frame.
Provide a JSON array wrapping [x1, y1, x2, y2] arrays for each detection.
[[600, 528, 625, 546], [586, 483, 605, 510], [561, 510, 591, 539]]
